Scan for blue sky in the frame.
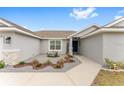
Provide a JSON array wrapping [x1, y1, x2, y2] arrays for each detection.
[[0, 7, 124, 31]]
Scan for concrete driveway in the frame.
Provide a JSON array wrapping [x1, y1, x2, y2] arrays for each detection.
[[0, 55, 101, 86]]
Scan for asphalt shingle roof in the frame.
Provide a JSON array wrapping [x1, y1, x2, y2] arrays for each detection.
[[35, 30, 76, 38]]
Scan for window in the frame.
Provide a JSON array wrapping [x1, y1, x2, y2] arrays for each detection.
[[4, 37, 11, 44], [56, 40, 61, 50], [49, 40, 62, 51], [50, 41, 55, 50]]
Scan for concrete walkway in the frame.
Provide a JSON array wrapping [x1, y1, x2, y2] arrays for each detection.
[[0, 55, 101, 86], [66, 55, 102, 85]]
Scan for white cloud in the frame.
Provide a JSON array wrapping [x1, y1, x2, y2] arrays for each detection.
[[70, 7, 98, 20], [90, 12, 98, 18], [114, 9, 124, 20], [114, 15, 123, 20]]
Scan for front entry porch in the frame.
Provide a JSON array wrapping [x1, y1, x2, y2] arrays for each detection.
[[68, 37, 80, 55], [72, 37, 80, 54]]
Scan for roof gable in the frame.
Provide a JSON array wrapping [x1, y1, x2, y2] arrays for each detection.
[[0, 18, 41, 39], [105, 17, 124, 27], [68, 25, 100, 38]]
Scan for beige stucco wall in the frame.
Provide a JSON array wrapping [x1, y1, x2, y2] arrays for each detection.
[[0, 31, 40, 64], [80, 31, 124, 65], [80, 33, 103, 65], [40, 39, 68, 54], [103, 32, 124, 62], [0, 31, 41, 63], [13, 32, 41, 61], [0, 32, 18, 65], [1, 32, 15, 50]]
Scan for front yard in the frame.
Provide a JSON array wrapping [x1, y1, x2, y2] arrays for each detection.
[[92, 70, 124, 86], [0, 54, 81, 72]]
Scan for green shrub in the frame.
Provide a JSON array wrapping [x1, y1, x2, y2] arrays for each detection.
[[105, 58, 116, 69], [0, 60, 5, 69], [105, 58, 124, 69], [19, 61, 25, 65]]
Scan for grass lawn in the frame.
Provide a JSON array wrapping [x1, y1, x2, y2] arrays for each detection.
[[92, 70, 124, 86]]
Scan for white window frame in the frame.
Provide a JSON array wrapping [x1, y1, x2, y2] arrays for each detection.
[[49, 39, 62, 51]]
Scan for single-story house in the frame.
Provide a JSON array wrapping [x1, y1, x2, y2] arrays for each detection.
[[0, 18, 76, 65], [0, 17, 124, 65]]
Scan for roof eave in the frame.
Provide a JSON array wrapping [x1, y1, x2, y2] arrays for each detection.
[[40, 37, 68, 39], [0, 27, 41, 39], [67, 24, 101, 38], [80, 27, 124, 39]]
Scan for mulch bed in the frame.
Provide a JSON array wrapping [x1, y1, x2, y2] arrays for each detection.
[[13, 55, 75, 70], [13, 63, 31, 68]]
